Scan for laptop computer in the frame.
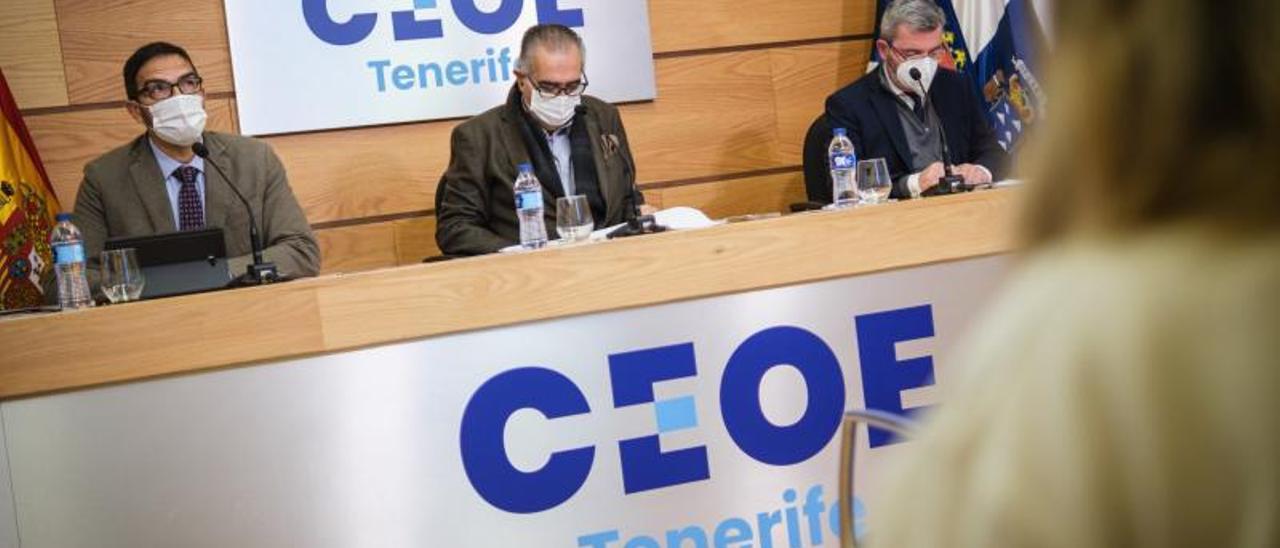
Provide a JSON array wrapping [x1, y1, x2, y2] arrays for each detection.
[[104, 228, 231, 299]]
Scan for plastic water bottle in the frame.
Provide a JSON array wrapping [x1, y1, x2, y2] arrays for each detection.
[[50, 212, 94, 310], [513, 163, 548, 249], [828, 128, 858, 207]]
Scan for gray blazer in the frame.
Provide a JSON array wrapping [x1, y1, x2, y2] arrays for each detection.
[[72, 131, 320, 287], [435, 93, 640, 256]]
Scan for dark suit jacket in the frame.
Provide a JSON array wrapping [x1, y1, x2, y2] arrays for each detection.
[[435, 91, 639, 256], [804, 67, 1008, 201], [72, 131, 320, 287]]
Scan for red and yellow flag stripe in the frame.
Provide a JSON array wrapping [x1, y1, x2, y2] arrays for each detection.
[[0, 68, 61, 310]]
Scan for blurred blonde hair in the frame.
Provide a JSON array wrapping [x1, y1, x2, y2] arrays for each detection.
[[1023, 0, 1280, 245]]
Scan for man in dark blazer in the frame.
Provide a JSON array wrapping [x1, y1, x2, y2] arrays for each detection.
[[805, 0, 1007, 202], [73, 42, 320, 288], [436, 24, 642, 256]]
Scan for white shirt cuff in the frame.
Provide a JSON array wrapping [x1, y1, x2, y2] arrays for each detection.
[[907, 173, 923, 199]]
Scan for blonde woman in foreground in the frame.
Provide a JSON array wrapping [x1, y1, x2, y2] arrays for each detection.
[[867, 0, 1279, 546]]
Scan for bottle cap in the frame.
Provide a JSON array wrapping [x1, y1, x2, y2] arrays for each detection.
[[833, 128, 848, 137], [517, 163, 533, 172], [56, 212, 73, 222]]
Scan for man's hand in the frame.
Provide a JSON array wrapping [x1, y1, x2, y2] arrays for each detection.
[[954, 164, 993, 185], [918, 162, 946, 193]]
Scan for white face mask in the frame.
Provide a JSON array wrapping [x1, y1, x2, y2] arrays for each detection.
[[148, 94, 207, 147], [895, 55, 940, 95], [527, 88, 581, 129]]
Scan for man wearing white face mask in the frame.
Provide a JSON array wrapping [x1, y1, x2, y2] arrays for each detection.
[[71, 42, 319, 291], [435, 24, 644, 256], [804, 0, 1007, 200]]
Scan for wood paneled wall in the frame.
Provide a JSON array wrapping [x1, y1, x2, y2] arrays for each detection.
[[1, 0, 876, 273]]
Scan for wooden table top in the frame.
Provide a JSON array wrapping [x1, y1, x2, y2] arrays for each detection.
[[0, 190, 1020, 400]]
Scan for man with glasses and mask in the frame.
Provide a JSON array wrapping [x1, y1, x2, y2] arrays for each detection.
[[71, 41, 319, 289], [435, 24, 644, 256], [804, 0, 1006, 200]]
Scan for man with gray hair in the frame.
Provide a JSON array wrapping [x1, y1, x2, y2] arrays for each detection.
[[803, 0, 1006, 200], [435, 24, 644, 256]]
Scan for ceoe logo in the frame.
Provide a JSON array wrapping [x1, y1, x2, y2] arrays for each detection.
[[460, 306, 938, 514], [303, 0, 586, 46]]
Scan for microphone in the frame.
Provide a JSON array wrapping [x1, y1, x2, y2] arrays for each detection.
[[908, 67, 967, 196], [191, 141, 279, 284], [607, 150, 667, 240], [570, 101, 664, 240]]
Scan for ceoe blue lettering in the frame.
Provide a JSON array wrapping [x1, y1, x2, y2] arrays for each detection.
[[459, 367, 595, 513], [721, 326, 846, 466], [856, 305, 936, 447], [609, 343, 710, 494], [452, 0, 523, 34], [302, 0, 378, 46]]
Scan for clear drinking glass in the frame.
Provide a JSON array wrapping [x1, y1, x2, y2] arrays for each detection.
[[101, 248, 145, 303], [856, 158, 893, 205], [556, 195, 595, 243]]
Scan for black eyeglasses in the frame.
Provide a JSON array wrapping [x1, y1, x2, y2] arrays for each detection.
[[135, 73, 203, 102], [528, 73, 589, 98], [889, 43, 948, 61]]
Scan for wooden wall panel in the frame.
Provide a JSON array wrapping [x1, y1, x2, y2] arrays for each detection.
[[316, 216, 441, 274], [54, 0, 233, 105], [315, 222, 398, 275], [392, 217, 439, 265], [24, 99, 237, 205], [625, 51, 784, 184], [657, 172, 807, 220], [0, 0, 69, 109], [641, 189, 664, 210], [769, 41, 872, 162], [649, 0, 877, 53], [264, 119, 458, 225]]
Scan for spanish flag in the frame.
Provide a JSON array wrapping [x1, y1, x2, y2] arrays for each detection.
[[0, 68, 61, 310]]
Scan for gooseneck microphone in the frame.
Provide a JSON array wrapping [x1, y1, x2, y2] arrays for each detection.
[[909, 67, 967, 196], [191, 141, 279, 284]]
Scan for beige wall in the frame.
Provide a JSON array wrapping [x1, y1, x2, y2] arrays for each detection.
[[1, 0, 875, 272]]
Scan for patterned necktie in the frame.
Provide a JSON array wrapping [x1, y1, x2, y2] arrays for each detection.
[[173, 165, 204, 231]]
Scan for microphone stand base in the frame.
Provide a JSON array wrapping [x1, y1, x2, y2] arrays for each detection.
[[922, 174, 974, 197], [607, 215, 669, 240], [238, 262, 281, 286]]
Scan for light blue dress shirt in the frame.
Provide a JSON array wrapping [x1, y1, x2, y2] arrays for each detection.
[[148, 138, 206, 228], [544, 125, 576, 196]]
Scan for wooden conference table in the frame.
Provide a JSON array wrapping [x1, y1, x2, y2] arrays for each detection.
[[0, 190, 1018, 401], [0, 189, 1020, 548]]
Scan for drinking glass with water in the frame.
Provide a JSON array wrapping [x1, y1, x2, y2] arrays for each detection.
[[101, 248, 145, 303], [556, 195, 595, 244], [856, 158, 893, 205]]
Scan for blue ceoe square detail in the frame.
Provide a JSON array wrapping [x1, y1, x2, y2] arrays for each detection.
[[654, 396, 698, 434], [413, 0, 436, 9]]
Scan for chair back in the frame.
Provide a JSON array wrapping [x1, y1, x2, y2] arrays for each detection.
[[837, 409, 919, 548], [802, 113, 835, 203]]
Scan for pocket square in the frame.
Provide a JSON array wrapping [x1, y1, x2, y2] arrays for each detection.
[[601, 134, 621, 159]]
